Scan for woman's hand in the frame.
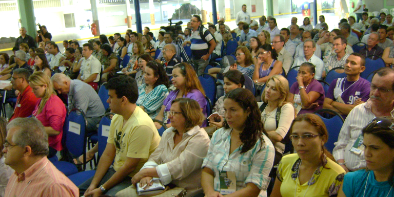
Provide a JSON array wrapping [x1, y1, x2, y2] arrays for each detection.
[[205, 191, 224, 197], [208, 114, 224, 128], [296, 74, 304, 87], [305, 102, 319, 109]]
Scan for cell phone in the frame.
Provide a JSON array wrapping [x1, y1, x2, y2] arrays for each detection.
[[208, 112, 221, 122]]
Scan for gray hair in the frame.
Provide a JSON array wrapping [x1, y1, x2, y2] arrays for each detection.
[[370, 32, 380, 40], [304, 39, 316, 48], [8, 118, 49, 156], [20, 27, 26, 31], [13, 68, 31, 81], [51, 73, 71, 84], [370, 18, 379, 24], [164, 44, 176, 53]]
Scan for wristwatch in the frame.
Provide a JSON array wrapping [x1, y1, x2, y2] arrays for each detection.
[[299, 86, 305, 90], [99, 185, 106, 193]]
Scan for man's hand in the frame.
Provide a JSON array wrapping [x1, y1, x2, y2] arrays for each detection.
[[202, 54, 210, 61]]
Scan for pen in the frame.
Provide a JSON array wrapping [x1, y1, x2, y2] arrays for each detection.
[[140, 178, 153, 189]]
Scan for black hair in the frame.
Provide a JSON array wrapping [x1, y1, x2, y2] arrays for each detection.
[[106, 75, 138, 103], [243, 23, 250, 30], [130, 32, 138, 37], [145, 27, 150, 31], [108, 36, 114, 40], [100, 44, 113, 56], [73, 41, 80, 47], [371, 23, 380, 32], [94, 40, 101, 46], [34, 53, 50, 72], [224, 70, 245, 87], [48, 41, 59, 52], [209, 24, 216, 31], [65, 47, 75, 54], [300, 62, 316, 74], [333, 35, 347, 45], [223, 88, 266, 153], [146, 61, 170, 88], [259, 44, 278, 60], [193, 15, 201, 22], [114, 33, 121, 37], [82, 43, 93, 51], [280, 28, 290, 36], [379, 25, 388, 33], [99, 35, 108, 44], [13, 68, 32, 82], [118, 37, 126, 45], [147, 32, 154, 38]]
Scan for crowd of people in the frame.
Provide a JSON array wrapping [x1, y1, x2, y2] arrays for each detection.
[[1, 4, 394, 197]]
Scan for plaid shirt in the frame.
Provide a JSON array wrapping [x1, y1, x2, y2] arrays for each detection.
[[324, 53, 350, 73], [202, 128, 275, 196]]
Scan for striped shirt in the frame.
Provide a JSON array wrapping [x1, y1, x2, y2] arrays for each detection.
[[202, 128, 275, 197], [137, 84, 168, 119], [324, 53, 350, 73], [333, 100, 394, 171], [190, 26, 214, 59], [5, 157, 78, 197], [237, 64, 255, 79]]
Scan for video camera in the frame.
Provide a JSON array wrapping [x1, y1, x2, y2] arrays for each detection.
[[160, 19, 183, 37], [37, 23, 43, 34]]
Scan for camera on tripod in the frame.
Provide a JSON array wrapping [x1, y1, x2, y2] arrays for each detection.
[[37, 23, 43, 34]]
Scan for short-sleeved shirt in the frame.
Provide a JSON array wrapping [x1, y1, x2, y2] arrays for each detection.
[[190, 26, 215, 59], [164, 54, 181, 77], [359, 45, 384, 60], [342, 170, 394, 197], [290, 79, 325, 114], [80, 55, 101, 82], [324, 53, 351, 72], [300, 24, 313, 31], [9, 85, 39, 122], [68, 80, 105, 118], [202, 128, 275, 193], [346, 34, 359, 46], [277, 154, 345, 197], [264, 26, 280, 41], [326, 77, 370, 118], [162, 89, 207, 125], [107, 108, 161, 177], [237, 64, 255, 79], [137, 84, 168, 119], [292, 55, 324, 80], [378, 38, 394, 50], [100, 52, 117, 70], [33, 94, 67, 151], [48, 52, 65, 70]]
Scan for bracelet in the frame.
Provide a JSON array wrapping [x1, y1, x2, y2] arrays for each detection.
[[338, 162, 346, 165], [99, 185, 106, 193]]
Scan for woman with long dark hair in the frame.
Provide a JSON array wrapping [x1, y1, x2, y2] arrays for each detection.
[[34, 53, 52, 77], [201, 88, 275, 197], [99, 34, 109, 45]]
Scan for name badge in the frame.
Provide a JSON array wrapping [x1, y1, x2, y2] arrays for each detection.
[[355, 91, 360, 96], [350, 134, 364, 155]]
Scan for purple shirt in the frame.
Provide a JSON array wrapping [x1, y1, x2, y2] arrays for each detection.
[[163, 89, 207, 126], [326, 77, 370, 118], [290, 79, 325, 114]]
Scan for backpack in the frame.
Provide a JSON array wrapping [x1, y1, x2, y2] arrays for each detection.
[[259, 102, 291, 144], [199, 25, 216, 48]]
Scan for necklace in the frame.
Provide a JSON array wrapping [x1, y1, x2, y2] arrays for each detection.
[[363, 171, 393, 197], [342, 77, 359, 93]]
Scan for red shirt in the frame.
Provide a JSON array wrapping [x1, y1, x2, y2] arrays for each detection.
[[9, 86, 39, 122]]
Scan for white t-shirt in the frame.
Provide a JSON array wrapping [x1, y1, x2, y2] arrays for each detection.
[[355, 0, 363, 13]]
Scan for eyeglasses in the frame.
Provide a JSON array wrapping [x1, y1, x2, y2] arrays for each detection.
[[235, 53, 244, 56], [289, 134, 321, 141], [371, 84, 392, 93], [3, 141, 18, 149], [167, 111, 182, 117], [364, 117, 394, 132]]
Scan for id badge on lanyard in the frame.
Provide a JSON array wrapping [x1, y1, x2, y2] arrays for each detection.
[[350, 134, 364, 155]]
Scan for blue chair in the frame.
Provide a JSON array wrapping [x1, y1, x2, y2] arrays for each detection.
[[325, 68, 346, 85], [352, 42, 366, 53], [98, 83, 109, 110], [215, 41, 226, 62], [318, 80, 330, 96], [204, 65, 214, 74], [243, 74, 255, 95], [366, 71, 374, 82], [48, 155, 58, 163], [52, 109, 88, 175], [205, 96, 213, 118], [231, 32, 236, 39], [121, 54, 131, 68], [314, 109, 345, 153], [226, 39, 238, 56], [286, 66, 299, 88], [361, 58, 385, 79], [198, 74, 217, 106], [236, 36, 240, 41], [183, 45, 192, 59], [154, 49, 161, 60]]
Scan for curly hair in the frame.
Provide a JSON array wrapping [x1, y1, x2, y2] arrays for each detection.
[[146, 61, 170, 88], [236, 46, 254, 66]]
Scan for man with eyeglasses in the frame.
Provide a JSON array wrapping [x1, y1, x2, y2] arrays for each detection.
[[333, 67, 394, 173], [272, 34, 293, 73], [292, 39, 324, 80], [79, 75, 160, 197], [7, 68, 38, 122], [280, 28, 296, 57], [359, 32, 384, 60], [3, 118, 78, 197], [162, 44, 181, 77], [323, 53, 370, 119], [294, 31, 322, 59], [155, 32, 180, 63], [322, 36, 351, 77]]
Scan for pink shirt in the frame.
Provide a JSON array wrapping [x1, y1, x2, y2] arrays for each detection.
[[5, 157, 79, 197], [33, 94, 67, 151]]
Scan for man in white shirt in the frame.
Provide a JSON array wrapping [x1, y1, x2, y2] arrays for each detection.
[[287, 17, 298, 29], [383, 14, 393, 26], [353, 0, 364, 22], [127, 32, 138, 55], [295, 31, 322, 59], [208, 24, 222, 63], [378, 25, 394, 49], [315, 15, 326, 30], [359, 12, 370, 28], [236, 4, 251, 25], [250, 20, 259, 31], [265, 18, 280, 41], [77, 43, 101, 89], [292, 39, 324, 80], [272, 35, 293, 73], [349, 16, 365, 31], [215, 18, 230, 32], [47, 41, 65, 70], [280, 28, 296, 57], [256, 16, 268, 34], [333, 67, 394, 172]]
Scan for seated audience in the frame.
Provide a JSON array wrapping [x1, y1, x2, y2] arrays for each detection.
[[233, 21, 244, 37], [62, 47, 81, 79], [0, 117, 13, 196], [289, 25, 302, 46], [135, 54, 153, 86], [8, 68, 39, 122], [315, 15, 326, 29], [287, 62, 325, 114], [19, 43, 30, 61], [92, 40, 102, 60], [378, 25, 394, 49], [208, 25, 222, 63], [300, 17, 313, 31], [154, 63, 207, 129], [333, 67, 394, 173], [295, 31, 322, 59], [292, 39, 324, 80], [116, 98, 210, 197], [359, 32, 384, 60], [258, 30, 271, 45], [261, 75, 294, 161], [77, 43, 101, 90], [99, 34, 109, 45], [208, 70, 245, 130], [156, 32, 180, 62], [99, 44, 118, 82], [123, 41, 144, 75], [265, 18, 280, 41], [361, 23, 380, 43], [323, 53, 370, 119], [201, 88, 275, 197], [162, 44, 181, 77], [382, 38, 394, 66], [231, 46, 255, 79], [115, 37, 126, 58], [280, 28, 296, 57], [136, 61, 169, 119], [4, 118, 78, 196], [249, 36, 261, 58], [0, 53, 9, 77], [349, 16, 365, 32], [319, 29, 354, 62], [252, 44, 283, 84], [79, 75, 161, 196], [0, 50, 33, 80], [338, 117, 394, 197], [154, 31, 165, 50], [340, 23, 359, 46], [47, 41, 65, 70], [34, 53, 52, 77], [270, 114, 345, 197], [239, 23, 257, 47], [142, 34, 155, 58], [29, 72, 66, 158], [387, 27, 394, 40], [272, 35, 293, 73], [323, 36, 351, 76], [27, 47, 36, 67]]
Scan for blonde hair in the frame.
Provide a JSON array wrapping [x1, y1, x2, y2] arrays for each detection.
[[134, 41, 145, 56], [29, 72, 55, 115], [259, 30, 271, 45], [261, 75, 289, 107]]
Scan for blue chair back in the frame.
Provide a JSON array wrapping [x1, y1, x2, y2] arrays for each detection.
[[318, 80, 330, 96], [243, 74, 255, 95], [98, 115, 111, 156], [236, 36, 240, 41], [286, 66, 299, 88], [204, 65, 214, 74], [314, 109, 344, 153], [198, 74, 217, 106], [205, 96, 213, 117], [352, 42, 366, 53], [361, 58, 385, 79], [154, 49, 161, 59], [226, 39, 238, 56], [220, 40, 225, 56], [66, 109, 87, 159], [98, 83, 109, 110], [122, 54, 131, 68], [183, 45, 192, 59], [325, 68, 346, 85], [366, 71, 374, 82], [231, 32, 236, 39]]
